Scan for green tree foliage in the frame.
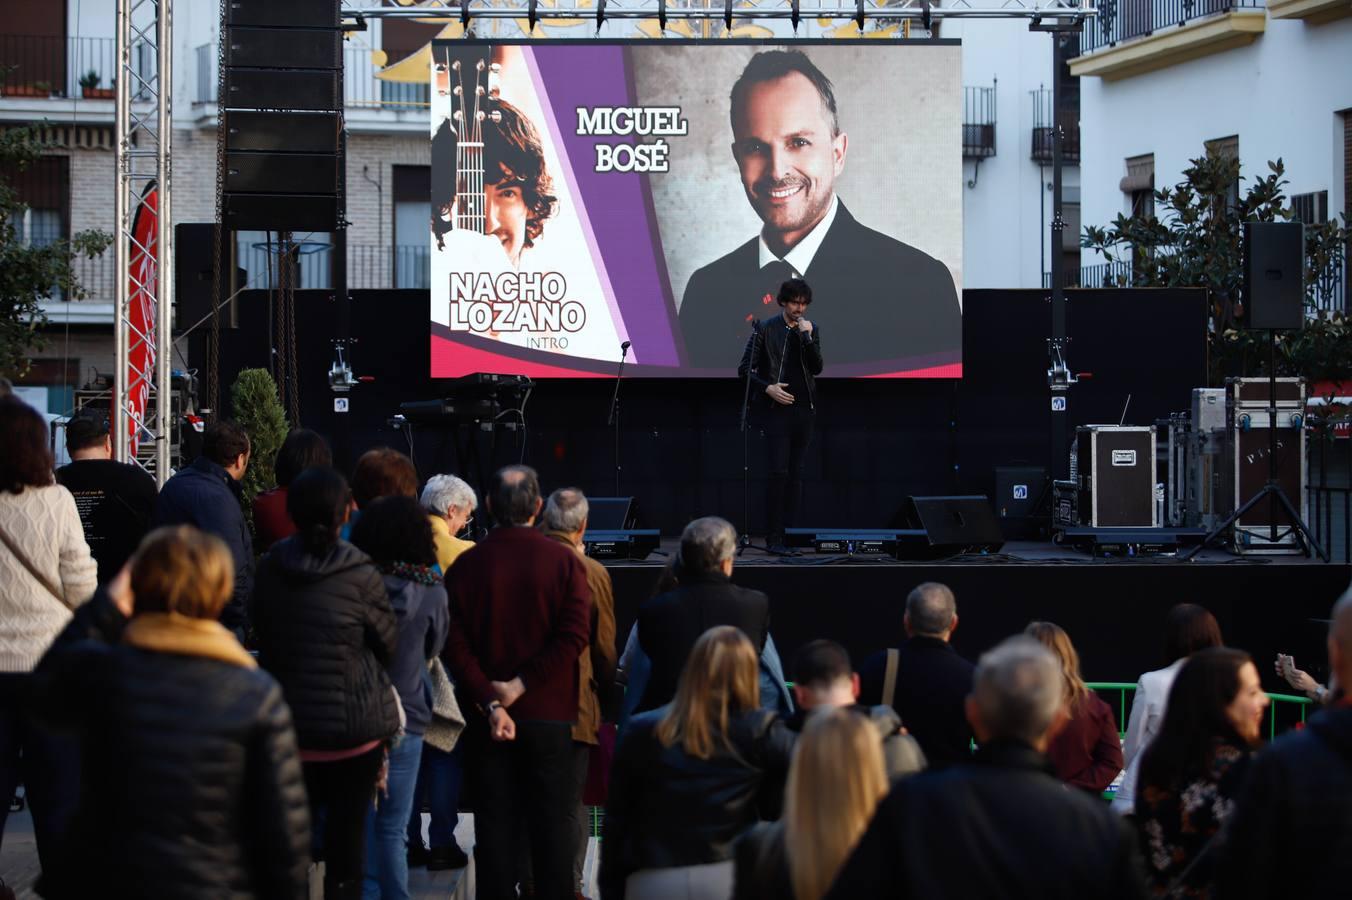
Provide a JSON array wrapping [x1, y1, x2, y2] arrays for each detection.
[[0, 125, 113, 378], [1081, 150, 1350, 385], [230, 368, 289, 507]]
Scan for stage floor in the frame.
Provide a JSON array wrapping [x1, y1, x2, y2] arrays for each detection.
[[601, 539, 1350, 692]]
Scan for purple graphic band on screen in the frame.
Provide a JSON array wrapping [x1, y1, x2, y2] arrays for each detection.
[[527, 45, 681, 366]]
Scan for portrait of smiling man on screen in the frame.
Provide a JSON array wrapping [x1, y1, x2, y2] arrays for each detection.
[[678, 50, 961, 371]]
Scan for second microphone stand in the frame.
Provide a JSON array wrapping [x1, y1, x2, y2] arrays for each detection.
[[608, 341, 630, 497]]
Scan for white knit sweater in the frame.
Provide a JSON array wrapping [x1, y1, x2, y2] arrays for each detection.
[[0, 484, 98, 672]]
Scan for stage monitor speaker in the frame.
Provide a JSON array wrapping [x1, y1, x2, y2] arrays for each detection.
[[226, 111, 341, 153], [582, 529, 659, 561], [226, 0, 340, 28], [1244, 221, 1304, 331], [223, 192, 340, 232], [587, 497, 636, 531], [224, 68, 341, 111], [226, 151, 339, 195], [907, 495, 1005, 554], [226, 28, 342, 69]]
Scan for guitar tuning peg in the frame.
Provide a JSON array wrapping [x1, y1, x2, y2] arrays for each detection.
[[475, 85, 485, 96], [489, 111, 502, 123], [451, 60, 461, 73], [434, 63, 447, 73], [488, 85, 500, 100], [476, 59, 486, 72], [489, 63, 501, 74], [453, 85, 463, 97]]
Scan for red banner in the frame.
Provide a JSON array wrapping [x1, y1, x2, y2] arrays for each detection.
[[126, 182, 157, 459]]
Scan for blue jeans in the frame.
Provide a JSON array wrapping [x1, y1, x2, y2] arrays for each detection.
[[363, 733, 423, 900], [406, 740, 463, 850]]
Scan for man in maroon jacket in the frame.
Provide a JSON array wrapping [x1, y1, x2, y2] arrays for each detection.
[[442, 465, 591, 900]]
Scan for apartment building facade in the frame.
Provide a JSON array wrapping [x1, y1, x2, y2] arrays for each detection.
[[1071, 0, 1352, 303]]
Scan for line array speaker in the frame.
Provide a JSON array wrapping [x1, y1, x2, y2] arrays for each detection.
[[221, 0, 343, 233]]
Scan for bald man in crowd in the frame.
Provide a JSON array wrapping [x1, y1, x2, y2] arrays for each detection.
[[1216, 592, 1352, 898]]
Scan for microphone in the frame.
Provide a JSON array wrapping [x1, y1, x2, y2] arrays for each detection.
[[621, 340, 631, 352]]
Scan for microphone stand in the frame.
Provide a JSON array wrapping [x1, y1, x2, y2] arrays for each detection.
[[608, 341, 629, 497], [738, 322, 788, 556]]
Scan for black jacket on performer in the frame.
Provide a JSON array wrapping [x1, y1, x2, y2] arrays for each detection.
[[1215, 704, 1352, 899], [601, 707, 795, 900], [635, 571, 771, 713], [33, 591, 311, 900], [824, 739, 1149, 900], [251, 536, 399, 751], [738, 313, 823, 411]]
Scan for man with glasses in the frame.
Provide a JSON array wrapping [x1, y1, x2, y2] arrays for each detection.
[[421, 473, 478, 574]]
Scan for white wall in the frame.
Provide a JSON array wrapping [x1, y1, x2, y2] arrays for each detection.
[[1079, 15, 1352, 266], [950, 19, 1076, 289]]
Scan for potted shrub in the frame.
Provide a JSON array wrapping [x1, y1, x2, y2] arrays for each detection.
[[79, 70, 114, 100]]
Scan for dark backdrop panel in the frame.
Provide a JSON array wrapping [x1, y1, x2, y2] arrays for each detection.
[[211, 287, 1207, 534], [606, 560, 1347, 690]]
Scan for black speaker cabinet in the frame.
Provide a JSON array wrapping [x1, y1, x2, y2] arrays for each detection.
[[1244, 221, 1305, 331], [226, 151, 339, 195], [226, 0, 340, 28], [1074, 426, 1157, 527], [226, 27, 342, 70], [907, 496, 1004, 554], [224, 68, 341, 111], [226, 111, 341, 153], [223, 192, 340, 232], [587, 497, 635, 531]]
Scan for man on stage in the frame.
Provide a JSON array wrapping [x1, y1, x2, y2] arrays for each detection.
[[680, 49, 960, 370], [739, 278, 823, 554]]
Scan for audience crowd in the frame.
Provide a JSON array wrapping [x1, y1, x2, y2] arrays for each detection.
[[2, 391, 1352, 900]]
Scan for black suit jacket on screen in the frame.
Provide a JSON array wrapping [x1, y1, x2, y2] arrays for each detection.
[[678, 201, 961, 370]]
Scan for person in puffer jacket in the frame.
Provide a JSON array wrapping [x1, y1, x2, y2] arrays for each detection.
[[33, 525, 311, 900], [252, 466, 399, 900], [350, 495, 449, 900]]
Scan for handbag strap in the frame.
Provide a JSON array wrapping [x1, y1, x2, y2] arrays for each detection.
[[0, 519, 75, 612], [882, 648, 900, 708]]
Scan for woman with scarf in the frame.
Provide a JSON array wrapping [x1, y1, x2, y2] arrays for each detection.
[[33, 525, 310, 898], [350, 496, 449, 900]]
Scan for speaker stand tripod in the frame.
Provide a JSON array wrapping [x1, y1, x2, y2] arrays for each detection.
[[1184, 329, 1327, 562]]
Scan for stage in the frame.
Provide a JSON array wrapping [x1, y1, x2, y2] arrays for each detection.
[[602, 540, 1351, 694]]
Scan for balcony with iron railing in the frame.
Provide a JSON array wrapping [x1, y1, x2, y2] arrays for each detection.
[[234, 242, 432, 292], [1030, 87, 1080, 164], [962, 85, 996, 160], [1044, 258, 1346, 315], [0, 34, 157, 112], [1069, 0, 1267, 80], [193, 43, 430, 128]]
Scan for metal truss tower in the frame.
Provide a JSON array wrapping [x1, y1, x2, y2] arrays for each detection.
[[114, 0, 173, 483]]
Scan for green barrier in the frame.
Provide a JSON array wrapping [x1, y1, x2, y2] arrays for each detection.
[[1087, 682, 1313, 801]]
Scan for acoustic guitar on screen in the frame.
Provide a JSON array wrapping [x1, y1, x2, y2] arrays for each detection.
[[431, 49, 513, 278]]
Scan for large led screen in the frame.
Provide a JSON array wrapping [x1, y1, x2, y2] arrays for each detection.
[[430, 40, 962, 378]]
